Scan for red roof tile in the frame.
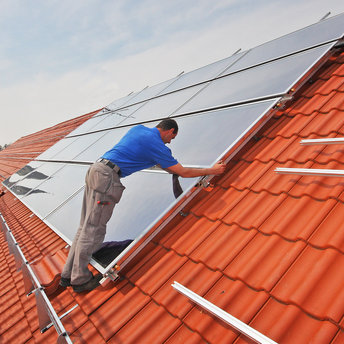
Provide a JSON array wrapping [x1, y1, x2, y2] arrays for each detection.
[[271, 246, 344, 321], [224, 233, 306, 291], [105, 301, 181, 344], [153, 260, 222, 318], [183, 277, 269, 343], [309, 201, 344, 251], [89, 284, 151, 340], [244, 298, 338, 344], [164, 324, 206, 344], [188, 223, 257, 271]]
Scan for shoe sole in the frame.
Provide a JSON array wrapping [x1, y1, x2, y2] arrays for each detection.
[[59, 277, 71, 288], [72, 274, 103, 293], [59, 281, 71, 287], [72, 282, 100, 293]]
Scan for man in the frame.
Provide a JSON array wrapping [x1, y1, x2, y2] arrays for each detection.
[[60, 118, 225, 293]]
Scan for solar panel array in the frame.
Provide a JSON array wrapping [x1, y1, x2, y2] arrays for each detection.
[[3, 13, 344, 270]]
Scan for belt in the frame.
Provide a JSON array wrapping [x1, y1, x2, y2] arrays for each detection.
[[97, 158, 121, 175]]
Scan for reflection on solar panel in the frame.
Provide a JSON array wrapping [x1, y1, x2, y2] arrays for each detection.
[[3, 13, 344, 274], [177, 43, 333, 115]]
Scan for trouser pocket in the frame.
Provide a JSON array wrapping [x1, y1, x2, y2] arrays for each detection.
[[88, 186, 124, 226], [87, 163, 113, 193], [86, 163, 125, 227]]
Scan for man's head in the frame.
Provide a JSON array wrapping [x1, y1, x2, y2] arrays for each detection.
[[156, 119, 178, 144]]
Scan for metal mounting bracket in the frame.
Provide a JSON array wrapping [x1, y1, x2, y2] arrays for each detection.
[[41, 304, 78, 333], [198, 176, 214, 189], [172, 281, 278, 344], [274, 94, 294, 109], [101, 268, 120, 284]]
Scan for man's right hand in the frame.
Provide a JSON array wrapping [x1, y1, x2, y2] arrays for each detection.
[[210, 161, 226, 175]]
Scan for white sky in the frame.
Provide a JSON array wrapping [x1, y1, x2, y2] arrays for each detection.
[[1, 0, 344, 146]]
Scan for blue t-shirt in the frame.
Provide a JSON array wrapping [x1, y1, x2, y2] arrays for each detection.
[[102, 125, 178, 178]]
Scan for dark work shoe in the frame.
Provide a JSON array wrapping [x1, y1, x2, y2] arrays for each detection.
[[59, 276, 71, 287], [72, 274, 103, 293]]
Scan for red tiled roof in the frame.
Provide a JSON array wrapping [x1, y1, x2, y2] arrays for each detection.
[[0, 109, 100, 343], [1, 50, 344, 343], [0, 110, 99, 183]]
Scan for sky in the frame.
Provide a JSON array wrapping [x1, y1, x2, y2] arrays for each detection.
[[1, 0, 344, 146]]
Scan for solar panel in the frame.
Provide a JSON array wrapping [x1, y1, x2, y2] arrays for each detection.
[[99, 91, 139, 115], [123, 76, 179, 106], [45, 171, 198, 245], [3, 161, 43, 189], [66, 12, 344, 137], [177, 43, 334, 115], [43, 98, 277, 167], [66, 113, 119, 137], [50, 132, 105, 161], [38, 137, 80, 160], [158, 52, 245, 95], [106, 83, 206, 127], [64, 42, 335, 138], [168, 100, 277, 166], [82, 103, 144, 134], [20, 164, 88, 219], [223, 12, 344, 75], [21, 98, 277, 245], [6, 162, 60, 198]]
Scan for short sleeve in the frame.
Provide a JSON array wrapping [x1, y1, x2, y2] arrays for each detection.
[[153, 145, 178, 168]]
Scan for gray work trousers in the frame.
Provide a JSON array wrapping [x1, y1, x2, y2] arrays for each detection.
[[61, 162, 125, 285]]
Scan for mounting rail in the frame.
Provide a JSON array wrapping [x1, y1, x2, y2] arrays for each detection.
[[0, 213, 73, 343]]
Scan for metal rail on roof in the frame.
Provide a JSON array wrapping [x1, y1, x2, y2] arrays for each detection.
[[33, 158, 205, 174], [300, 137, 344, 145], [275, 137, 344, 176], [0, 213, 73, 344], [171, 281, 278, 344], [66, 94, 285, 139], [275, 167, 344, 177]]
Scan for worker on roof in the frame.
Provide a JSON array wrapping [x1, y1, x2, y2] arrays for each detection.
[[59, 118, 226, 293]]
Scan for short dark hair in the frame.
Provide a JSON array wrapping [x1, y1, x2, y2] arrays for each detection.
[[156, 118, 178, 134]]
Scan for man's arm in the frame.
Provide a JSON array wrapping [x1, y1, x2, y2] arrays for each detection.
[[164, 161, 226, 178]]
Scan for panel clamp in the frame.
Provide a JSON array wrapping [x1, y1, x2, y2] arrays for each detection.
[[101, 268, 120, 284], [274, 94, 294, 109], [198, 176, 214, 191]]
